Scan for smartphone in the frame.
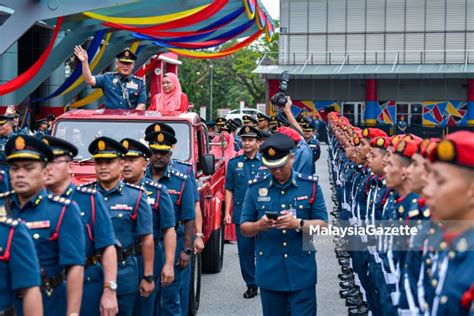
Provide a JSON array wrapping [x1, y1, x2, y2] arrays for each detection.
[[265, 211, 280, 220]]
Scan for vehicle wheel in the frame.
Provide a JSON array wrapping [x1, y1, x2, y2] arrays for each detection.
[[188, 253, 201, 316], [201, 221, 225, 273]]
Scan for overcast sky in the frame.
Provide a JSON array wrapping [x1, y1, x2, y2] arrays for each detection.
[[260, 0, 279, 19]]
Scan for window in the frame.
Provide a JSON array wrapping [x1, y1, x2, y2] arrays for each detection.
[[396, 103, 409, 123], [410, 103, 423, 126], [54, 120, 191, 161], [342, 103, 355, 124]]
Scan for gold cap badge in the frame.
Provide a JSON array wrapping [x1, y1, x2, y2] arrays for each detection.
[[268, 148, 276, 157], [154, 125, 161, 132], [15, 137, 25, 150], [157, 133, 165, 143], [124, 50, 129, 57], [98, 140, 106, 151], [122, 140, 129, 149], [376, 138, 385, 147], [437, 140, 455, 162]]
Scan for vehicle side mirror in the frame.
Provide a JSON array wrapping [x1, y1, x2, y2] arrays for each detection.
[[201, 153, 215, 175]]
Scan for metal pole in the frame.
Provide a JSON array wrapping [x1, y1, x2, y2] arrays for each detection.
[[210, 64, 214, 120]]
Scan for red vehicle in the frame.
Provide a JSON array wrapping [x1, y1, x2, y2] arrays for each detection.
[[52, 109, 226, 315]]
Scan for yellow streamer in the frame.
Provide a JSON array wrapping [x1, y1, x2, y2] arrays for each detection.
[[62, 33, 112, 95], [83, 3, 210, 25], [67, 41, 141, 109]]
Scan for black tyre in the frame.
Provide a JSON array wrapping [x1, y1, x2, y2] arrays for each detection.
[[188, 253, 202, 315], [201, 220, 225, 273]]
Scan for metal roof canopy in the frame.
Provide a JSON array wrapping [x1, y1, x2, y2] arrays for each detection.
[[254, 64, 474, 79]]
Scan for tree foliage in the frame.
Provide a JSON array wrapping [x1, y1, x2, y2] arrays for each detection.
[[178, 21, 279, 118]]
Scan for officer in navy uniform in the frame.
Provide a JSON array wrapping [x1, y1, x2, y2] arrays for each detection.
[[240, 133, 328, 316], [34, 119, 50, 137], [225, 126, 267, 299], [74, 46, 147, 110], [0, 213, 43, 315], [83, 137, 154, 316], [144, 122, 203, 316], [119, 138, 177, 316], [145, 130, 196, 316], [299, 117, 321, 174], [41, 136, 118, 316], [0, 116, 16, 174], [257, 113, 271, 133], [215, 117, 227, 133], [242, 115, 258, 127], [1, 135, 85, 316]]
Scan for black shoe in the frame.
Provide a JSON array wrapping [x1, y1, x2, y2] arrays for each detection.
[[243, 286, 258, 299], [341, 266, 354, 274], [336, 252, 350, 258], [339, 259, 351, 266], [340, 287, 360, 299], [338, 273, 353, 281], [348, 304, 369, 316], [339, 280, 356, 289], [345, 295, 363, 307]]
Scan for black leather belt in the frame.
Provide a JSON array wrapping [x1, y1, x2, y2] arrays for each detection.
[[0, 307, 14, 316], [85, 254, 101, 268], [116, 246, 135, 262], [42, 271, 65, 296]]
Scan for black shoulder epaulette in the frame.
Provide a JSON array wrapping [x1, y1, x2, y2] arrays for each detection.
[[170, 168, 188, 180], [79, 181, 97, 188], [76, 186, 97, 195], [297, 174, 319, 183], [175, 160, 191, 166], [0, 191, 14, 199], [248, 174, 269, 186], [0, 216, 19, 227], [47, 194, 72, 206], [145, 180, 162, 189], [125, 182, 145, 191]]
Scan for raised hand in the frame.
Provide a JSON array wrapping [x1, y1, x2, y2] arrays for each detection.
[[74, 45, 88, 63]]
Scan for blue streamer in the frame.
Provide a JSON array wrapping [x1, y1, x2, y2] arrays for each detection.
[[32, 30, 105, 102]]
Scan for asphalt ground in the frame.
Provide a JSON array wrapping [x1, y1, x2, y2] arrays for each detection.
[[199, 144, 347, 315]]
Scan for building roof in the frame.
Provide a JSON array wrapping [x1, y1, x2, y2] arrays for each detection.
[[254, 63, 474, 79]]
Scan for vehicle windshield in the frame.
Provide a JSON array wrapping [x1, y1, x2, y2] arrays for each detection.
[[53, 120, 191, 161], [228, 109, 240, 114]]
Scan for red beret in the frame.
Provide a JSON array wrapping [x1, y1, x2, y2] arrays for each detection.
[[394, 139, 422, 159], [418, 138, 440, 158], [370, 136, 392, 149], [362, 128, 388, 139], [429, 131, 474, 169], [276, 127, 302, 143]]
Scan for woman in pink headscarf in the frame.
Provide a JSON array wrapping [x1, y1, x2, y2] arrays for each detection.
[[211, 128, 236, 164], [149, 72, 189, 112]]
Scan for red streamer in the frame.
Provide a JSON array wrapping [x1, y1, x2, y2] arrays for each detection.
[[0, 17, 64, 96], [104, 0, 228, 33]]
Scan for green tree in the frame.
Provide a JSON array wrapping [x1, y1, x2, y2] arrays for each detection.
[[178, 21, 279, 118]]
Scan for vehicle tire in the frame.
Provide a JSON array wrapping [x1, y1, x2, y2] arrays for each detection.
[[201, 220, 225, 273], [188, 253, 202, 316]]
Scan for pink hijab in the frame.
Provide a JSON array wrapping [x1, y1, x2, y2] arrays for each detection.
[[150, 73, 183, 112], [211, 131, 236, 163]]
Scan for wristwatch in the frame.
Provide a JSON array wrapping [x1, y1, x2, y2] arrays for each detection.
[[103, 280, 118, 291], [295, 219, 305, 232], [195, 232, 204, 238], [184, 248, 193, 255], [143, 274, 154, 283]]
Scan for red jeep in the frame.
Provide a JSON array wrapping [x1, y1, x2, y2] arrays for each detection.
[[52, 109, 226, 315]]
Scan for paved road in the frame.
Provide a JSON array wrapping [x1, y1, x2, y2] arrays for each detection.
[[198, 144, 347, 315]]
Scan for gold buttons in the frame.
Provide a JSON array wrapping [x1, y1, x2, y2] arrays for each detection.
[[440, 295, 448, 304], [281, 204, 286, 208], [283, 242, 287, 247], [33, 233, 40, 239], [281, 191, 285, 195], [80, 212, 85, 217], [104, 197, 108, 202], [432, 279, 438, 287], [282, 230, 287, 235], [448, 251, 456, 259], [259, 251, 263, 256], [439, 242, 447, 250], [284, 254, 288, 259], [118, 213, 123, 218], [426, 258, 431, 265]]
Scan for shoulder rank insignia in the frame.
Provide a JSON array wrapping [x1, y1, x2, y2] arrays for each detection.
[[125, 182, 145, 191]]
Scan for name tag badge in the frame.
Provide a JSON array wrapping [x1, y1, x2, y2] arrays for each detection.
[[147, 197, 156, 205], [126, 82, 138, 90], [26, 220, 50, 229], [237, 162, 244, 168], [110, 204, 133, 211], [258, 197, 271, 202], [296, 196, 308, 201]]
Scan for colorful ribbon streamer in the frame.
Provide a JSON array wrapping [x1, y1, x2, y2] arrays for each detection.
[[255, 5, 266, 30], [0, 17, 64, 96], [169, 30, 263, 59], [265, 21, 274, 42], [243, 0, 256, 19], [83, 3, 209, 25], [32, 30, 106, 102]]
